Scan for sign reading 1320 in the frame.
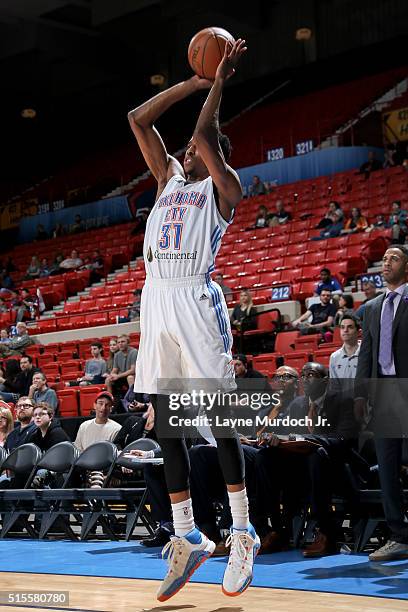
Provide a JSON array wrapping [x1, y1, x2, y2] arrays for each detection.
[[267, 147, 284, 161], [296, 140, 314, 155]]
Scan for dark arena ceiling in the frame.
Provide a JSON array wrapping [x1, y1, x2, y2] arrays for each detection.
[[0, 0, 407, 195]]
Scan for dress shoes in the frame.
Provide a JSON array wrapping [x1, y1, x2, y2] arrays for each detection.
[[302, 531, 337, 557], [141, 525, 173, 547]]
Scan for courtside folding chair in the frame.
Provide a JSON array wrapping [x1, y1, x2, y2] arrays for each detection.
[[0, 443, 42, 538], [67, 441, 119, 540], [37, 442, 80, 539], [115, 438, 161, 540]]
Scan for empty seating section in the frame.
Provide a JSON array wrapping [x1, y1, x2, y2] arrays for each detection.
[[224, 67, 408, 167]]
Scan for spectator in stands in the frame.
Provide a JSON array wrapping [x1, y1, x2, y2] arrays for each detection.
[[250, 175, 267, 197], [334, 293, 354, 326], [28, 372, 58, 412], [314, 268, 342, 296], [0, 299, 8, 314], [314, 201, 344, 239], [105, 334, 137, 402], [66, 342, 107, 386], [127, 290, 142, 322], [0, 329, 9, 342], [214, 273, 232, 298], [231, 289, 257, 332], [71, 214, 85, 234], [28, 403, 70, 452], [0, 272, 15, 290], [0, 402, 14, 447], [386, 200, 407, 244], [25, 256, 41, 280], [254, 204, 269, 228], [366, 213, 386, 233], [5, 396, 36, 451], [233, 354, 269, 381], [14, 289, 38, 323], [267, 200, 291, 227], [35, 224, 48, 241], [131, 209, 150, 235], [341, 207, 368, 234], [74, 391, 121, 452], [0, 359, 21, 403], [0, 322, 34, 357], [48, 253, 64, 276], [383, 144, 397, 169], [53, 223, 66, 238], [105, 337, 119, 375], [329, 314, 361, 381], [59, 249, 83, 271], [359, 150, 382, 177], [89, 249, 105, 284], [114, 402, 155, 450], [354, 280, 380, 321], [14, 355, 39, 398], [292, 289, 336, 338], [39, 258, 50, 277]]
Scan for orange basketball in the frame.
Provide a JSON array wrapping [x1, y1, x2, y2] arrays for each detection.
[[188, 27, 235, 80]]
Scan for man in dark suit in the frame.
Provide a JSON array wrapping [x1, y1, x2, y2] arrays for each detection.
[[356, 245, 408, 561]]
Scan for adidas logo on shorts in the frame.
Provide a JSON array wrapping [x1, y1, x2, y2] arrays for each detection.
[[199, 294, 209, 301]]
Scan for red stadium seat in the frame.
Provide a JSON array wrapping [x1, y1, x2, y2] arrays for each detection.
[[284, 352, 309, 370], [42, 363, 60, 378], [274, 331, 299, 354], [58, 388, 79, 417], [60, 361, 81, 377], [37, 353, 56, 367], [87, 312, 109, 326]]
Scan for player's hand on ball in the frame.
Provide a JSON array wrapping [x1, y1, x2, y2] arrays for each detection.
[[190, 75, 213, 90], [216, 38, 247, 81]]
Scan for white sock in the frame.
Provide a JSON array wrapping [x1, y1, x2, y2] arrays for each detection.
[[172, 498, 195, 537], [228, 488, 250, 531]]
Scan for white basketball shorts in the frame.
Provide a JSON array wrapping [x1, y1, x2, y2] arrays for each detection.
[[134, 274, 235, 395]]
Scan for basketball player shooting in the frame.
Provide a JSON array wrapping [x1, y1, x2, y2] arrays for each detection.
[[128, 38, 259, 601]]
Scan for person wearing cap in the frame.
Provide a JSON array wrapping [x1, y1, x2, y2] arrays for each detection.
[[74, 391, 121, 452]]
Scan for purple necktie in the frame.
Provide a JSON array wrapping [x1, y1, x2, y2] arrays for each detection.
[[378, 291, 398, 373]]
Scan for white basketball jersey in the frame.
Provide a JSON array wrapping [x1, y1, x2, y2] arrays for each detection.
[[143, 174, 231, 278]]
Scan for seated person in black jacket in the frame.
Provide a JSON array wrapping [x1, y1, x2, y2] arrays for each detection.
[[28, 402, 70, 452], [230, 289, 257, 332], [114, 403, 156, 450], [255, 361, 359, 557]]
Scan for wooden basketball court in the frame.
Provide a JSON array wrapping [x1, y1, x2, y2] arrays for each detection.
[[1, 572, 406, 612]]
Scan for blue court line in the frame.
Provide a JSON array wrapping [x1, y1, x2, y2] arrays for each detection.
[[0, 540, 407, 601]]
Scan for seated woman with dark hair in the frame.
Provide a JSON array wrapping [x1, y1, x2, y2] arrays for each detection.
[[314, 201, 344, 239], [341, 207, 368, 234], [334, 293, 355, 326]]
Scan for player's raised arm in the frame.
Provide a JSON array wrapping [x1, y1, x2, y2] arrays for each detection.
[[127, 77, 211, 195], [193, 39, 247, 217]]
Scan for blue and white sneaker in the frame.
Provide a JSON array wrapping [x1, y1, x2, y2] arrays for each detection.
[[222, 523, 260, 597], [157, 527, 215, 602]]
